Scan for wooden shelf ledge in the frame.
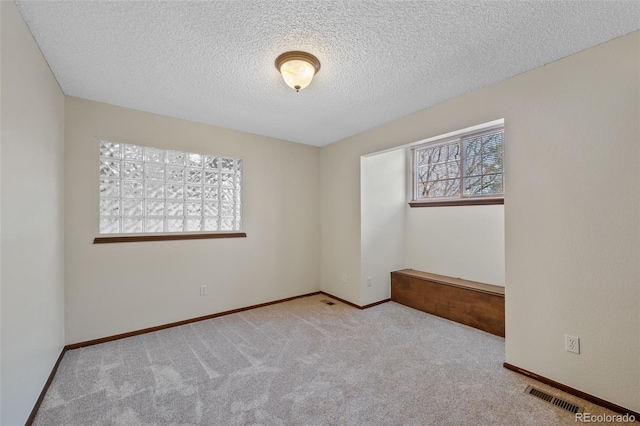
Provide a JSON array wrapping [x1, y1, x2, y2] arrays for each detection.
[[94, 232, 247, 244]]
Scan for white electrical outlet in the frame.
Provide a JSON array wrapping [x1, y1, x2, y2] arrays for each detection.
[[200, 285, 207, 296], [367, 277, 372, 287], [565, 335, 580, 354], [342, 274, 347, 283]]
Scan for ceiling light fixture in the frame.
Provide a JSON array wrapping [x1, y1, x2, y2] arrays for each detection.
[[275, 51, 321, 92]]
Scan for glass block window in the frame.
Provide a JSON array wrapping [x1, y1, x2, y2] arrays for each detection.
[[99, 141, 242, 234], [412, 126, 503, 202]]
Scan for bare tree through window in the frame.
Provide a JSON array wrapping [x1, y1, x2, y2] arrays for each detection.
[[413, 127, 503, 203]]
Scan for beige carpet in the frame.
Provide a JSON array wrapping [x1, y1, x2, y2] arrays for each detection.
[[34, 294, 620, 425]]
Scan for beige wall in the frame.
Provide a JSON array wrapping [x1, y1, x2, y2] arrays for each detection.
[[360, 149, 406, 305], [64, 97, 320, 344], [0, 2, 66, 424], [405, 205, 505, 286], [320, 32, 640, 412]]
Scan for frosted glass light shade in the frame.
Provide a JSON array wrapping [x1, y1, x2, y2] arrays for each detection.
[[280, 60, 315, 91], [275, 51, 321, 92]]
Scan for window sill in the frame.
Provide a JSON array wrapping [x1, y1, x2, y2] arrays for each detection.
[[93, 232, 247, 244], [409, 198, 504, 208]]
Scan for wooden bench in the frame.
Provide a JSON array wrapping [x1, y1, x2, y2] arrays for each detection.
[[390, 269, 505, 337]]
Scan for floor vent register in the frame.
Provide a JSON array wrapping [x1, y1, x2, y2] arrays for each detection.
[[525, 385, 583, 414]]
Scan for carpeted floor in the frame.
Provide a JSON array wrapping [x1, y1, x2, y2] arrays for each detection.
[[34, 294, 620, 425]]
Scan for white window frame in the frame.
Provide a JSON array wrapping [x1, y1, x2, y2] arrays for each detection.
[[411, 124, 504, 206]]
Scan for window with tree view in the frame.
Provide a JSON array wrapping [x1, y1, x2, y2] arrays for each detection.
[[412, 126, 504, 204], [99, 140, 242, 234]]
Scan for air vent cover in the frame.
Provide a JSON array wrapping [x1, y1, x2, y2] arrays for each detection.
[[320, 299, 335, 306], [525, 385, 583, 414]]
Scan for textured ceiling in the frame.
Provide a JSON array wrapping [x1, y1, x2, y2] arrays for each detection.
[[15, 1, 640, 147]]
